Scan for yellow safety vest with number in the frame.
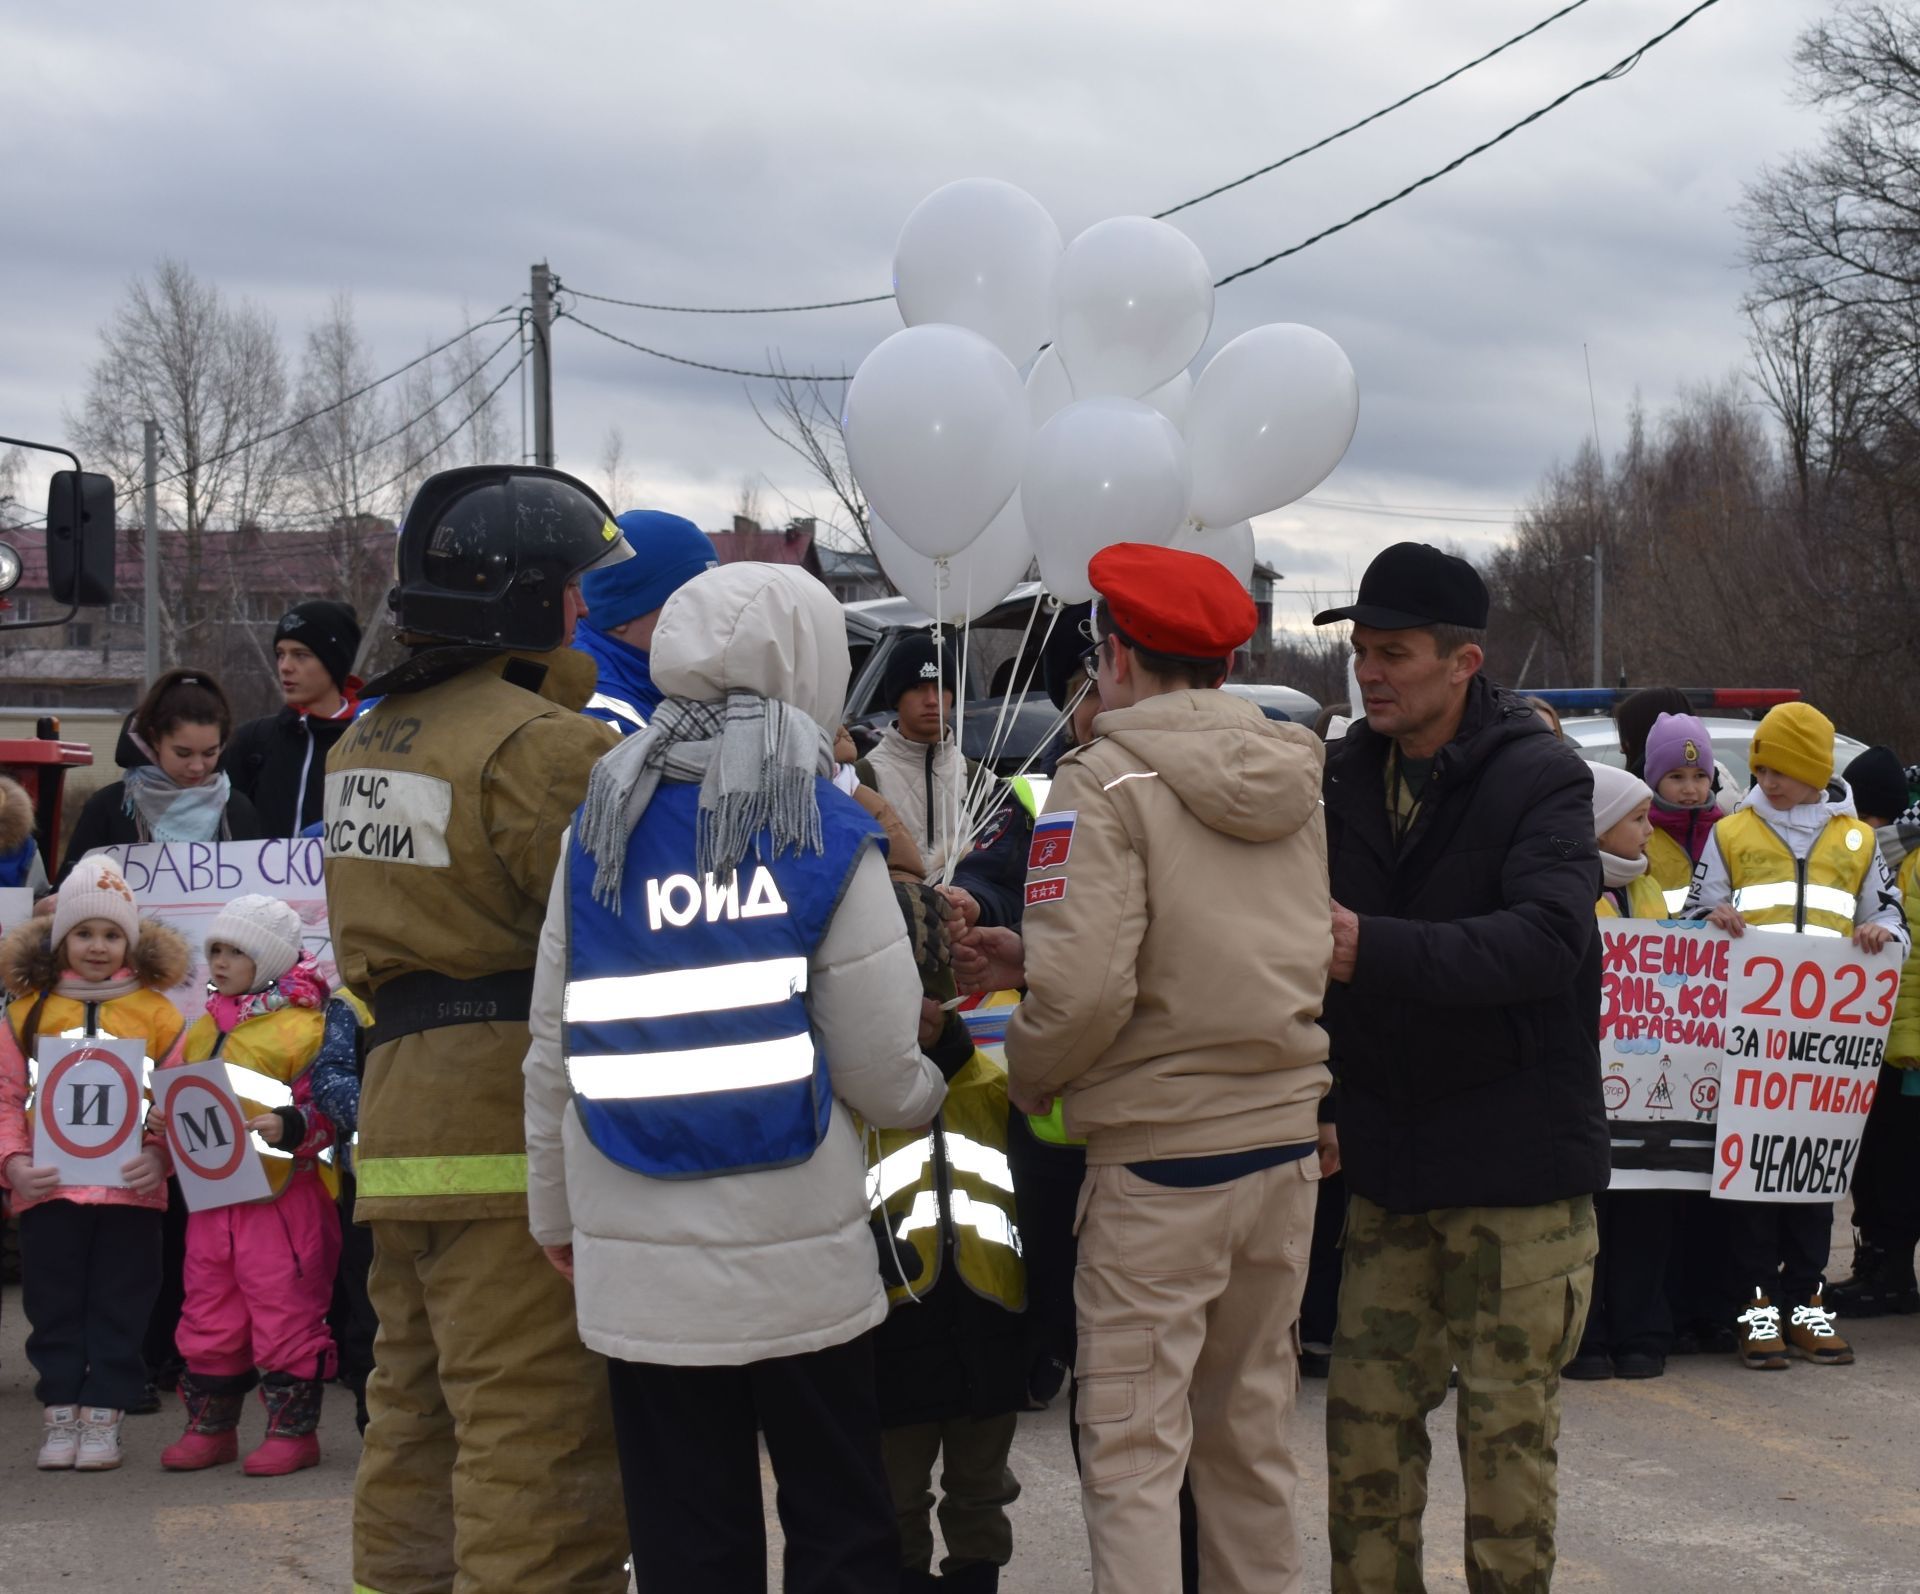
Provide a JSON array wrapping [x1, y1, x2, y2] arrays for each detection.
[[182, 1006, 336, 1198], [1645, 827, 1695, 915], [866, 1051, 1025, 1312], [1597, 873, 1669, 920], [1717, 809, 1873, 939]]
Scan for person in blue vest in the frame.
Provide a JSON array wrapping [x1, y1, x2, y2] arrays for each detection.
[[524, 559, 948, 1593], [572, 508, 719, 736]]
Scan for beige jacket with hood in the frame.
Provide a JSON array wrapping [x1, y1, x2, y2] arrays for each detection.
[[524, 563, 947, 1366], [1005, 688, 1332, 1163]]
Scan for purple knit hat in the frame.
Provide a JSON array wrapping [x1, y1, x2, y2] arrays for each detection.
[[1644, 712, 1713, 788]]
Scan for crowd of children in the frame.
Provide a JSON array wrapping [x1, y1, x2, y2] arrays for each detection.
[[0, 863, 355, 1474], [1575, 698, 1920, 1380]]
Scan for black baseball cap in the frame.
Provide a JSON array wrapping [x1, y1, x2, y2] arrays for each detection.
[[1313, 542, 1489, 630]]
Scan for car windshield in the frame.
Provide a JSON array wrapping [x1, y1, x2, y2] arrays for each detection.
[[1560, 716, 1872, 796]]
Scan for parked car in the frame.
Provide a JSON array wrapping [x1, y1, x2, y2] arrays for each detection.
[[1557, 710, 1870, 795]]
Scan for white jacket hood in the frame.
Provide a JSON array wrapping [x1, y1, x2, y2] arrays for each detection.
[[651, 562, 848, 730], [1738, 776, 1857, 846]]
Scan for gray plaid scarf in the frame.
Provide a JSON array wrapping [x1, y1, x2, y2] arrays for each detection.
[[577, 691, 834, 910]]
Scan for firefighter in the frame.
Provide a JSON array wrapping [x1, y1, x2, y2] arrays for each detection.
[[322, 465, 629, 1594]]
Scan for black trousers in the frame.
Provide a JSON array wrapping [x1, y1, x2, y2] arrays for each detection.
[[141, 1176, 190, 1377], [1299, 1168, 1347, 1345], [1579, 1189, 1679, 1358], [330, 1169, 378, 1417], [20, 1200, 162, 1409], [607, 1331, 899, 1594], [1851, 1067, 1920, 1246], [1004, 1113, 1083, 1387], [1727, 1200, 1833, 1305], [1667, 1190, 1736, 1334]]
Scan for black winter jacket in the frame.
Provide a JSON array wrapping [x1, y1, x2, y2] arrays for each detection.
[[1321, 676, 1610, 1213], [224, 705, 356, 837], [61, 719, 264, 881]]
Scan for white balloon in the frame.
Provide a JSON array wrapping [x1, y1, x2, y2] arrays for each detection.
[[871, 495, 1035, 624], [1187, 323, 1359, 527], [843, 324, 1030, 559], [893, 179, 1063, 365], [1053, 217, 1215, 399], [1143, 369, 1193, 432], [1025, 346, 1075, 429], [1172, 518, 1256, 589], [1023, 397, 1191, 603]]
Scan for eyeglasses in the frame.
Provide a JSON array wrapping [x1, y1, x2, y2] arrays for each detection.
[[1080, 653, 1099, 682]]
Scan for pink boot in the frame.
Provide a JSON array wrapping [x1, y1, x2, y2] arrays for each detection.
[[242, 1373, 323, 1477], [160, 1371, 252, 1472]]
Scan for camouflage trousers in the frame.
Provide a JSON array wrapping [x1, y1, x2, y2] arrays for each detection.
[[1326, 1194, 1596, 1594]]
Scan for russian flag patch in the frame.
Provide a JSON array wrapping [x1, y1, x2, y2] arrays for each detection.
[[1028, 810, 1078, 871]]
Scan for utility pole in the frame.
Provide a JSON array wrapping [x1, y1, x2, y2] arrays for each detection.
[[530, 262, 555, 468], [1583, 344, 1605, 689], [143, 419, 160, 688]]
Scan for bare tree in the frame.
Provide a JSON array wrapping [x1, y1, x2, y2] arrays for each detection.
[[599, 427, 630, 511], [735, 472, 765, 527], [0, 446, 27, 528], [748, 375, 870, 552]]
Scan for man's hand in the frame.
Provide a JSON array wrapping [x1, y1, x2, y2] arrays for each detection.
[[542, 1243, 575, 1282], [246, 1112, 284, 1146], [1707, 904, 1746, 937], [917, 997, 947, 1051], [953, 925, 1025, 993], [3, 1154, 61, 1201], [1008, 1086, 1055, 1119], [1330, 900, 1360, 984], [120, 1146, 165, 1196], [1317, 1122, 1341, 1180], [937, 885, 982, 931], [1855, 923, 1895, 955]]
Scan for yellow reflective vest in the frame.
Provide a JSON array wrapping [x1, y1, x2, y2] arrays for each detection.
[[1717, 808, 1874, 939], [1644, 827, 1695, 915], [1596, 872, 1669, 920], [867, 1050, 1025, 1313], [183, 1006, 335, 1198]]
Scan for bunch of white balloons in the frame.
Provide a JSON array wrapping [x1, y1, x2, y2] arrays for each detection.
[[845, 177, 1361, 617]]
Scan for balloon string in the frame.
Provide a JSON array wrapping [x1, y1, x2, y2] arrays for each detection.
[[950, 679, 1089, 860], [958, 597, 1064, 853], [961, 587, 1049, 828]]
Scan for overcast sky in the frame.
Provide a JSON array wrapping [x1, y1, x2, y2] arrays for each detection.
[[2, 0, 1831, 625]]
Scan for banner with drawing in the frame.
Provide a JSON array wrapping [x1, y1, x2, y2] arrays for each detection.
[[1598, 920, 1900, 1201], [90, 840, 331, 1018]]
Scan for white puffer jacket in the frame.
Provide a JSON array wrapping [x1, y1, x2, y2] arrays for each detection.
[[524, 564, 946, 1366]]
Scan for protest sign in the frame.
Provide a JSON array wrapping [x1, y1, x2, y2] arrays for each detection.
[[0, 886, 33, 936], [156, 1059, 274, 1211], [1597, 921, 1729, 1191], [92, 840, 332, 1016], [29, 1036, 146, 1187], [1713, 936, 1900, 1203]]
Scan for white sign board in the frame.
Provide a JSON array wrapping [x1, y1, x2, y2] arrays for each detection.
[[92, 840, 332, 1016], [156, 1059, 274, 1211], [29, 1036, 146, 1187], [1714, 937, 1901, 1203], [0, 886, 33, 938]]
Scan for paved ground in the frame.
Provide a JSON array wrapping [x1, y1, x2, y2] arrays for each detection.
[[4, 1230, 1918, 1592]]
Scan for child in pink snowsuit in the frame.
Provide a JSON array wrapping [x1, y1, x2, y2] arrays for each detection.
[[158, 894, 341, 1477]]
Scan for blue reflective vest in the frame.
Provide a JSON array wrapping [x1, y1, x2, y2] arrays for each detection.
[[563, 778, 880, 1179]]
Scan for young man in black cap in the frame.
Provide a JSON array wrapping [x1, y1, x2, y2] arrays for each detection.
[[225, 599, 363, 837], [1314, 542, 1608, 1593]]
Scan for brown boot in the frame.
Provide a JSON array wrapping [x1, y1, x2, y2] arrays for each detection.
[[1786, 1282, 1855, 1365], [1735, 1288, 1788, 1370]]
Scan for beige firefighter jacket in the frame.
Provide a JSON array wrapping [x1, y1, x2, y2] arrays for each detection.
[[323, 647, 616, 1221], [1005, 688, 1332, 1164]]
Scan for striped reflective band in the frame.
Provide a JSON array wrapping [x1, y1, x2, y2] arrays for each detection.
[[225, 1065, 294, 1111], [572, 1031, 814, 1101], [1662, 886, 1690, 913], [566, 957, 808, 1023], [870, 1139, 931, 1207], [944, 1132, 1014, 1193], [587, 691, 647, 730], [1732, 881, 1859, 919], [355, 1153, 528, 1199], [895, 1188, 1021, 1255], [1753, 921, 1845, 940]]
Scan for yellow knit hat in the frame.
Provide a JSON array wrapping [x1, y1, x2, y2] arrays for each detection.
[[1750, 701, 1835, 794]]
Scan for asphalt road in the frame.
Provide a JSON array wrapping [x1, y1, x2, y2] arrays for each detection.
[[4, 1231, 1918, 1593]]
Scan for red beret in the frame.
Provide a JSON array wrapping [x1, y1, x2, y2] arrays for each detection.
[[1089, 542, 1256, 659]]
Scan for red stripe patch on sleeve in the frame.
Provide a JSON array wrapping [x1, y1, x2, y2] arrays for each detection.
[[1026, 877, 1068, 907]]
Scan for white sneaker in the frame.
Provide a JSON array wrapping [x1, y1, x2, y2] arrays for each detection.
[[74, 1407, 124, 1471], [37, 1405, 82, 1469]]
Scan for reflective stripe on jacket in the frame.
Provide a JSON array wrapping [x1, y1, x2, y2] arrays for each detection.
[[1644, 826, 1695, 914], [562, 777, 878, 1179], [182, 1006, 336, 1199], [1718, 808, 1874, 939], [867, 1050, 1024, 1312], [1596, 873, 1669, 920]]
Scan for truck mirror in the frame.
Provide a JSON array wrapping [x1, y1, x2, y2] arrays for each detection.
[[46, 470, 116, 607]]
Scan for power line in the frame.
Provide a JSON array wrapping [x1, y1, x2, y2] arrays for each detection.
[[1154, 0, 1594, 219], [556, 309, 853, 383], [561, 283, 893, 316], [1213, 0, 1725, 287]]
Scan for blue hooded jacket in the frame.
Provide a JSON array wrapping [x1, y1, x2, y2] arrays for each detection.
[[575, 623, 661, 737]]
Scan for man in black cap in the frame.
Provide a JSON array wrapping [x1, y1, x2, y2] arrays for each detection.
[[225, 599, 364, 837], [1312, 543, 1608, 1593]]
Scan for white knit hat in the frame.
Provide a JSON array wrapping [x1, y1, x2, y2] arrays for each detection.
[[205, 894, 303, 988], [51, 857, 141, 954], [1591, 762, 1654, 837]]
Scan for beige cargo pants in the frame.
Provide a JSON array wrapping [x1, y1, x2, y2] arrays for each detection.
[[1073, 1154, 1320, 1594]]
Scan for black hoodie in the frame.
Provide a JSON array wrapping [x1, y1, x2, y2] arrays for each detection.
[[1321, 675, 1612, 1212]]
